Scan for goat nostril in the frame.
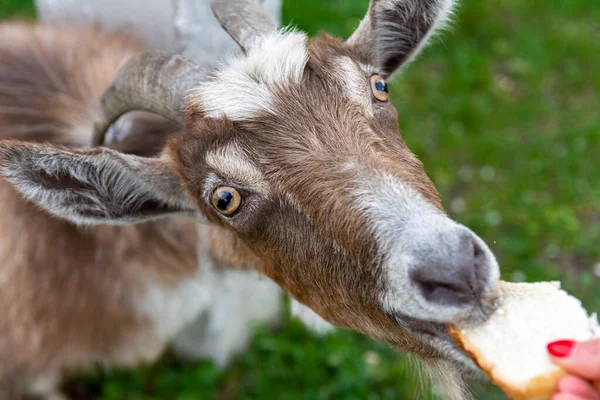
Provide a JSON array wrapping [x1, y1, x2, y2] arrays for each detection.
[[473, 238, 484, 259], [471, 237, 489, 289], [407, 230, 494, 308], [413, 277, 473, 306]]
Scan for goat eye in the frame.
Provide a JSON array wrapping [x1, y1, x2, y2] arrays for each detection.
[[370, 75, 389, 102], [211, 187, 241, 215]]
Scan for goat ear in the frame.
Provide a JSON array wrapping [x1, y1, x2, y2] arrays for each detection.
[[347, 0, 454, 77], [0, 141, 196, 225]]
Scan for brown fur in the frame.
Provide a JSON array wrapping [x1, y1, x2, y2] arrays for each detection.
[[0, 22, 214, 398], [170, 35, 445, 356], [0, 22, 143, 146]]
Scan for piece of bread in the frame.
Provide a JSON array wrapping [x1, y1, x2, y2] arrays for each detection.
[[449, 281, 600, 400]]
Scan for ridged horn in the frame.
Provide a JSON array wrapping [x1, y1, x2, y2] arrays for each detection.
[[211, 0, 276, 52], [92, 51, 205, 146]]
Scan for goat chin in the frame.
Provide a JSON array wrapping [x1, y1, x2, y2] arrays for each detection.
[[416, 357, 476, 400]]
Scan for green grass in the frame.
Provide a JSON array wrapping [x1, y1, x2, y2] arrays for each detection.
[[0, 0, 34, 19], [2, 0, 600, 398]]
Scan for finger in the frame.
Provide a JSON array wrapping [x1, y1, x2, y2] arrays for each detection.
[[552, 393, 593, 400], [548, 339, 600, 380], [558, 375, 600, 400]]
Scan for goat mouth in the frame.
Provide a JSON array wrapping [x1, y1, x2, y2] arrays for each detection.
[[401, 316, 453, 342], [396, 293, 500, 370], [403, 317, 478, 369]]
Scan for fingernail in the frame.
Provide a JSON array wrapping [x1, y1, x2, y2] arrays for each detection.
[[547, 340, 576, 358]]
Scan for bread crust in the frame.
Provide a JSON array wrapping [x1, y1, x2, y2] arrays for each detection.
[[448, 281, 600, 399], [449, 326, 567, 400]]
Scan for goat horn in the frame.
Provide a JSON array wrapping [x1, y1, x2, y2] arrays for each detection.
[[211, 0, 276, 52], [92, 51, 205, 147]]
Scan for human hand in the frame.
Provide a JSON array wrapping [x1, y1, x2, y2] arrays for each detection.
[[548, 339, 600, 400]]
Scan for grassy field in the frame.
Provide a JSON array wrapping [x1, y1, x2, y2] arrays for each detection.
[[1, 0, 599, 399]]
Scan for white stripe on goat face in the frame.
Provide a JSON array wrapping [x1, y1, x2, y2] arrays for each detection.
[[332, 56, 373, 113], [191, 30, 309, 121], [205, 145, 270, 193], [352, 172, 500, 323]]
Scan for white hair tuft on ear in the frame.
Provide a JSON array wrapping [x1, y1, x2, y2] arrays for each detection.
[[347, 0, 456, 77]]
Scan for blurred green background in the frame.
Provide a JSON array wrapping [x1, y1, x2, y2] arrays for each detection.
[[1, 0, 599, 398]]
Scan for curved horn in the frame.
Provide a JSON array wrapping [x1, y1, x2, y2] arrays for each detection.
[[211, 0, 276, 52], [92, 51, 205, 147]]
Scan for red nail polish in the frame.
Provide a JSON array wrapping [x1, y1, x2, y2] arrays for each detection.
[[547, 340, 576, 358]]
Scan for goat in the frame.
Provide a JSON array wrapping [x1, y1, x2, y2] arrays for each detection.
[[0, 0, 501, 399]]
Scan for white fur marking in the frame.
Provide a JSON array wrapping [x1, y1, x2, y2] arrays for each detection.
[[191, 30, 308, 121], [407, 0, 455, 66], [335, 57, 372, 113], [173, 269, 283, 367], [352, 173, 490, 322], [137, 266, 213, 345], [137, 231, 283, 367], [205, 145, 270, 192], [347, 0, 456, 74], [359, 62, 377, 75], [27, 372, 63, 399]]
